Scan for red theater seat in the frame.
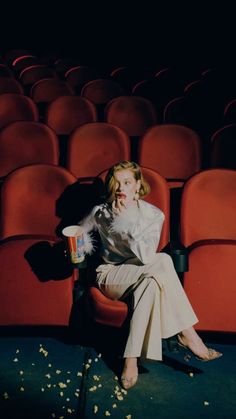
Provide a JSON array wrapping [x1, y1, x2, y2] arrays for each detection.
[[66, 122, 130, 178], [180, 169, 236, 332], [0, 235, 73, 325], [0, 93, 39, 130], [0, 164, 77, 239]]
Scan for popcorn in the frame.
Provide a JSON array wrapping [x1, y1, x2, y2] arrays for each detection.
[[13, 358, 18, 362], [58, 383, 67, 389], [59, 392, 64, 397], [204, 401, 210, 406], [56, 370, 62, 374], [45, 374, 51, 379], [3, 392, 9, 399], [67, 408, 72, 413], [41, 388, 45, 392], [85, 364, 91, 370], [20, 387, 24, 392], [105, 411, 111, 416], [189, 372, 194, 377], [74, 392, 79, 397], [46, 384, 52, 389], [93, 405, 98, 413], [77, 372, 82, 377], [94, 358, 99, 362], [89, 386, 97, 392], [16, 349, 20, 353], [114, 376, 119, 381], [112, 403, 117, 408], [93, 375, 100, 381], [19, 371, 24, 375], [116, 394, 124, 401], [126, 415, 132, 419]]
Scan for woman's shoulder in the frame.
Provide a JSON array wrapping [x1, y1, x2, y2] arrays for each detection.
[[139, 200, 165, 220]]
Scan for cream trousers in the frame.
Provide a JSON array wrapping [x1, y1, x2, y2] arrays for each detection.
[[96, 253, 198, 361]]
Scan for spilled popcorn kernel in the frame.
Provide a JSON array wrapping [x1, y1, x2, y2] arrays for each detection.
[[13, 358, 18, 362], [56, 370, 61, 374], [58, 383, 67, 389], [51, 414, 56, 418], [105, 411, 111, 416], [3, 392, 9, 399], [126, 415, 132, 419], [16, 349, 20, 353], [112, 403, 117, 408], [85, 363, 91, 370], [89, 386, 97, 392], [121, 389, 127, 395], [20, 387, 24, 392], [116, 394, 124, 401], [67, 408, 72, 414], [93, 405, 98, 413], [66, 379, 71, 383], [19, 371, 24, 375], [48, 364, 52, 368], [41, 388, 45, 392], [94, 358, 98, 362], [88, 359, 92, 364], [98, 384, 102, 388], [189, 372, 194, 377], [204, 401, 210, 406], [74, 392, 79, 397], [59, 392, 64, 397], [46, 384, 52, 388], [66, 398, 70, 402], [45, 374, 51, 379], [93, 375, 100, 381], [77, 372, 82, 377], [114, 376, 118, 381]]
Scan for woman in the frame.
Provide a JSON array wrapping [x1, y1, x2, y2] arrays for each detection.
[[76, 161, 222, 389]]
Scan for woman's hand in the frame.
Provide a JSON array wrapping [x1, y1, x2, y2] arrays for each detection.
[[112, 198, 127, 215]]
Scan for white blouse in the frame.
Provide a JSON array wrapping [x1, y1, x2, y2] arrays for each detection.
[[79, 200, 165, 265]]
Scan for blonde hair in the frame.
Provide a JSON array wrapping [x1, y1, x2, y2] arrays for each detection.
[[105, 161, 150, 202]]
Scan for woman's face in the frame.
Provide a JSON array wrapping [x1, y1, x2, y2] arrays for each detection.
[[114, 169, 141, 204]]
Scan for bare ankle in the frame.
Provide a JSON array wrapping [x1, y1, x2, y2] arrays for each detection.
[[124, 357, 137, 369]]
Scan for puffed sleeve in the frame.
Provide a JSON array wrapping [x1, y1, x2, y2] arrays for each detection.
[[110, 202, 165, 264], [78, 205, 99, 254]]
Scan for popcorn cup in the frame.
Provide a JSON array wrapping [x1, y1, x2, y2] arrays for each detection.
[[62, 225, 85, 263]]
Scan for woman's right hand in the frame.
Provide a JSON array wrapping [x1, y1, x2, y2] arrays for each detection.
[[112, 198, 126, 215]]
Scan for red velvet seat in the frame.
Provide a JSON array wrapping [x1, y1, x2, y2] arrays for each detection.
[[104, 96, 158, 137], [0, 76, 24, 94], [180, 169, 236, 332], [0, 93, 39, 130], [45, 96, 98, 135], [81, 79, 125, 105], [30, 78, 74, 104], [0, 121, 59, 179], [0, 235, 73, 325], [87, 167, 170, 327], [66, 122, 130, 178], [0, 164, 77, 239], [137, 124, 202, 188]]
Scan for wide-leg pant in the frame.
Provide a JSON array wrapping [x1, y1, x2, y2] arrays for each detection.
[[96, 253, 198, 361]]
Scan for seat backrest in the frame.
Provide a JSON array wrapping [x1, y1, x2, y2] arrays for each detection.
[[210, 124, 236, 169], [137, 124, 202, 185], [30, 78, 74, 103], [181, 169, 236, 247], [98, 166, 170, 251], [0, 121, 59, 177], [65, 65, 99, 90], [67, 122, 130, 178], [104, 96, 158, 136], [0, 76, 24, 94], [46, 96, 98, 135], [81, 79, 125, 105], [19, 65, 57, 86], [0, 235, 73, 325], [0, 93, 39, 130], [0, 164, 77, 239]]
